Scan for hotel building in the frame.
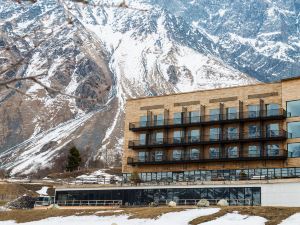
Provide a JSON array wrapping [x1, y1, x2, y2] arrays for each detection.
[[55, 77, 300, 207]]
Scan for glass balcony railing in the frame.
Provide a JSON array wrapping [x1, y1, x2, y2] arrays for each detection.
[[127, 149, 288, 165], [129, 109, 286, 130], [128, 130, 288, 148]]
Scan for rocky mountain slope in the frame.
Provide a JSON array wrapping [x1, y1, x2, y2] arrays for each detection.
[[0, 0, 298, 175]]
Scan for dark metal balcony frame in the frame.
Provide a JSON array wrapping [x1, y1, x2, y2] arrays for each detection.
[[127, 150, 288, 166], [128, 130, 288, 149], [129, 109, 287, 131]]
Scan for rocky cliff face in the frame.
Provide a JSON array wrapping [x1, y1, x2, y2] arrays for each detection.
[[0, 0, 298, 175]]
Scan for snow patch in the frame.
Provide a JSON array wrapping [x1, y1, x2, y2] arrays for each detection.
[[0, 208, 220, 225], [36, 186, 49, 196]]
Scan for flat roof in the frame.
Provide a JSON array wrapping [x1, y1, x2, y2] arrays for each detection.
[[127, 76, 300, 102], [55, 178, 300, 192]]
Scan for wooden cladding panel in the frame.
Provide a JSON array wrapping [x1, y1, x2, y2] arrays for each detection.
[[209, 96, 238, 103], [248, 92, 279, 99], [140, 105, 164, 110], [174, 101, 200, 107]]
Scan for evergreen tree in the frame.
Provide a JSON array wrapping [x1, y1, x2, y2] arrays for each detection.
[[66, 147, 82, 172]]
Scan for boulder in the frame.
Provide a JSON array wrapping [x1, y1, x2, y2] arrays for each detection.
[[197, 199, 210, 207], [168, 201, 177, 207], [149, 201, 159, 207], [217, 199, 229, 206]]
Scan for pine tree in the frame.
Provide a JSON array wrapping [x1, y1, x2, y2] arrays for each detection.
[[66, 147, 82, 172]]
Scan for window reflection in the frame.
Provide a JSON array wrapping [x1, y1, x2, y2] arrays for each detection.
[[248, 105, 260, 118], [287, 100, 300, 117], [288, 143, 300, 157]]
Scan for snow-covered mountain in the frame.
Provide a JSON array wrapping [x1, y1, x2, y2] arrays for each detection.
[[0, 0, 298, 175]]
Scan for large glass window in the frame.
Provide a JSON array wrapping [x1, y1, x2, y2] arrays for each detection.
[[139, 115, 148, 127], [248, 125, 260, 138], [190, 148, 200, 160], [248, 145, 260, 157], [138, 151, 148, 162], [248, 105, 260, 118], [139, 133, 146, 145], [226, 107, 238, 120], [209, 147, 220, 159], [153, 131, 164, 144], [227, 146, 238, 158], [227, 127, 238, 140], [154, 114, 164, 126], [266, 123, 279, 137], [287, 100, 300, 117], [288, 143, 300, 157], [189, 111, 200, 123], [209, 109, 220, 121], [287, 122, 300, 138], [188, 129, 200, 143], [209, 127, 220, 140], [154, 150, 164, 161], [266, 144, 279, 156], [266, 103, 280, 116], [173, 130, 184, 143], [173, 112, 182, 124], [172, 149, 184, 160]]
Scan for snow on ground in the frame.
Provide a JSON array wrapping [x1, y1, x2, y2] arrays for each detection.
[[36, 186, 49, 196], [94, 210, 124, 214], [0, 208, 219, 225], [278, 213, 300, 225], [198, 212, 267, 225]]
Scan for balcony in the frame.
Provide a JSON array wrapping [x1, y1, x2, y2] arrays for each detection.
[[127, 149, 288, 165], [128, 130, 288, 149], [129, 109, 287, 131]]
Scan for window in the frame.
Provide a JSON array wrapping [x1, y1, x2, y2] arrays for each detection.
[[189, 129, 200, 143], [248, 105, 260, 118], [287, 122, 300, 138], [209, 127, 220, 140], [288, 143, 300, 157], [266, 123, 279, 137], [153, 132, 164, 144], [209, 147, 220, 159], [173, 130, 184, 143], [189, 111, 200, 123], [248, 145, 260, 157], [226, 107, 238, 120], [266, 103, 280, 116], [248, 125, 260, 138], [209, 109, 220, 121], [172, 149, 184, 160], [287, 100, 300, 117], [139, 133, 146, 145], [173, 112, 182, 124], [266, 144, 279, 156], [190, 148, 200, 160], [154, 150, 164, 161], [227, 146, 238, 158], [138, 151, 148, 162], [139, 115, 147, 127], [227, 127, 238, 140], [154, 114, 164, 125]]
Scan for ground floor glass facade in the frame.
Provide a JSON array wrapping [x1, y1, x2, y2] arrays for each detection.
[[56, 187, 261, 206], [123, 167, 300, 183]]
